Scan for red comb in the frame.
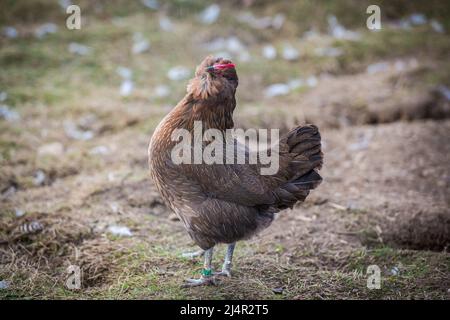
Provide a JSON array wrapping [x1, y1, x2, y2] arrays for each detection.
[[213, 63, 236, 70]]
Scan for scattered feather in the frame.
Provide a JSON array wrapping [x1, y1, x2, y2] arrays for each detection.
[[265, 76, 318, 97], [272, 287, 284, 294], [238, 12, 272, 29], [328, 15, 360, 41], [154, 85, 171, 98], [109, 202, 120, 214], [167, 66, 191, 81], [34, 23, 58, 38], [58, 0, 72, 10], [115, 67, 135, 96], [302, 29, 321, 41], [390, 266, 400, 276], [399, 19, 412, 30], [202, 37, 227, 51], [271, 14, 286, 30], [295, 214, 315, 222], [437, 85, 450, 101], [159, 16, 174, 32], [132, 40, 150, 54], [107, 225, 132, 237], [349, 138, 369, 151], [367, 62, 389, 74], [314, 47, 343, 57], [120, 80, 134, 97], [346, 201, 361, 211], [68, 42, 92, 55], [306, 76, 318, 87], [349, 132, 373, 151], [0, 105, 20, 122], [430, 19, 444, 33], [140, 0, 159, 10], [132, 33, 150, 54], [0, 280, 10, 289], [392, 14, 428, 30], [3, 26, 18, 38], [262, 45, 277, 60], [78, 113, 97, 128], [33, 170, 46, 186], [264, 84, 290, 97], [38, 142, 64, 157], [202, 36, 246, 55], [64, 121, 94, 140], [15, 209, 25, 218], [409, 13, 427, 25], [89, 145, 110, 155], [237, 12, 285, 30], [199, 4, 221, 25], [18, 221, 44, 235], [329, 202, 347, 211], [2, 186, 16, 199], [394, 60, 407, 72], [282, 44, 300, 61], [116, 66, 133, 79], [226, 36, 245, 52], [287, 78, 304, 90]]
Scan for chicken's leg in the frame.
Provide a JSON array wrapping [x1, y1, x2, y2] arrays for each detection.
[[214, 243, 235, 277], [182, 247, 216, 287]]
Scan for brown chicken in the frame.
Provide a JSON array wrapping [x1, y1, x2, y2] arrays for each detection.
[[148, 56, 323, 286]]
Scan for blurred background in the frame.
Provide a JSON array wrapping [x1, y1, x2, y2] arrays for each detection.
[[0, 0, 449, 299]]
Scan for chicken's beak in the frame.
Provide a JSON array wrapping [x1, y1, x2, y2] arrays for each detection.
[[205, 65, 215, 73]]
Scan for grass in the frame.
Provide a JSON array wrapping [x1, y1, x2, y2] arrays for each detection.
[[2, 210, 448, 300], [345, 247, 450, 299], [2, 1, 449, 109]]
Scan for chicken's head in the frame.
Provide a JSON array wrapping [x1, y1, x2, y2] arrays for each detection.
[[203, 56, 238, 87], [188, 56, 239, 100]]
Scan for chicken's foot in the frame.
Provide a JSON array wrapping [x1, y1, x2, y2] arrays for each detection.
[[182, 247, 216, 287], [214, 243, 235, 278]]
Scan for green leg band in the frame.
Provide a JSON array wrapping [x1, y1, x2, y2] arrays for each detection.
[[201, 268, 212, 277]]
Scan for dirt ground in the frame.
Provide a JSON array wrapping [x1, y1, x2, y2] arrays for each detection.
[[1, 1, 449, 299]]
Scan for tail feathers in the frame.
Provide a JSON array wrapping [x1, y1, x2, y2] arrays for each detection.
[[292, 170, 322, 189], [273, 170, 322, 210], [285, 124, 323, 179], [271, 124, 323, 211], [287, 125, 321, 153]]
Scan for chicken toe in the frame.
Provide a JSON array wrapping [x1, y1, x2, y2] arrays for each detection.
[[182, 275, 217, 287], [181, 247, 216, 287], [213, 269, 231, 278]]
